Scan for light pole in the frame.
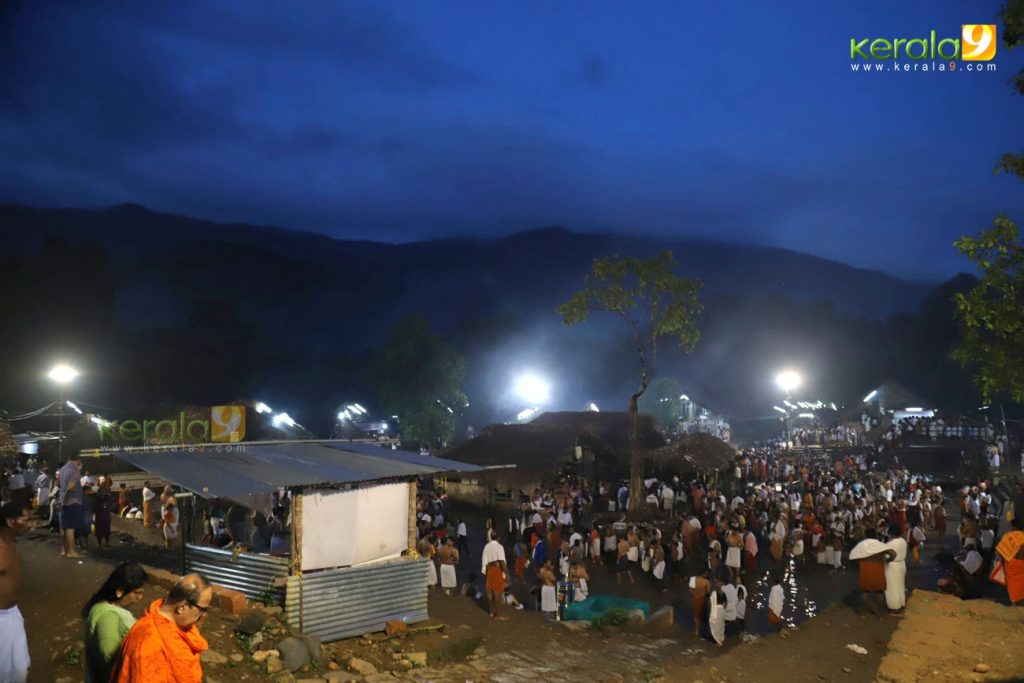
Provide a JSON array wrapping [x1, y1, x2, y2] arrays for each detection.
[[775, 370, 802, 448], [48, 364, 78, 461]]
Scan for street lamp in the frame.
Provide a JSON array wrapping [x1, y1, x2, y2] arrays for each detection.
[[774, 370, 802, 448], [48, 364, 79, 461]]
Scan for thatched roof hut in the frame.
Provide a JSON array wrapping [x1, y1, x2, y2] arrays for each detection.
[[646, 432, 737, 476], [443, 411, 665, 492]]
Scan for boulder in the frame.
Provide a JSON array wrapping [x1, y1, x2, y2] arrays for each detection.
[[348, 657, 379, 676], [385, 619, 407, 636], [253, 649, 280, 663], [267, 655, 283, 674], [301, 633, 323, 664], [276, 637, 310, 672], [234, 610, 266, 635], [407, 652, 428, 667]]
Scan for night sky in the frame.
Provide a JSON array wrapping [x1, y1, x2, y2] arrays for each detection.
[[2, 1, 1022, 281]]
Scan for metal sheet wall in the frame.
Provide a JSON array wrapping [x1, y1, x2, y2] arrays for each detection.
[[185, 545, 289, 601], [285, 559, 428, 641]]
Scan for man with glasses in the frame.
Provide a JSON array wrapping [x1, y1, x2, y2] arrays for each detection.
[[113, 573, 212, 682]]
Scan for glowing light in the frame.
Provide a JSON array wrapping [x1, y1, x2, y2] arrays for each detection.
[[337, 410, 350, 421], [783, 400, 796, 409], [904, 407, 923, 412], [48, 364, 79, 384], [775, 370, 801, 394], [352, 403, 366, 414], [863, 389, 878, 403], [272, 413, 295, 428], [679, 394, 690, 401], [254, 402, 273, 414], [798, 413, 816, 419], [90, 416, 111, 427], [514, 373, 550, 405], [587, 402, 600, 412], [66, 401, 83, 415], [772, 406, 788, 414], [516, 407, 539, 422]]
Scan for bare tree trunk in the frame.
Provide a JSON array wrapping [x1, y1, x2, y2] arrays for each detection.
[[627, 392, 644, 516]]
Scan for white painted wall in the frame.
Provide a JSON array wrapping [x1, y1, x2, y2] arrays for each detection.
[[300, 482, 409, 571]]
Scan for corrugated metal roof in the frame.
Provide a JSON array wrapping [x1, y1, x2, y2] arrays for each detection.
[[111, 441, 484, 509]]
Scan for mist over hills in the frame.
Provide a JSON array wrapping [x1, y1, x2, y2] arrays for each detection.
[[0, 202, 966, 436]]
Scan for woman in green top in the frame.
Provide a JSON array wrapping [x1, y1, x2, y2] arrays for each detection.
[[82, 562, 147, 683]]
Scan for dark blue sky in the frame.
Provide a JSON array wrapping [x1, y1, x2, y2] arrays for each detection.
[[1, 1, 1022, 281]]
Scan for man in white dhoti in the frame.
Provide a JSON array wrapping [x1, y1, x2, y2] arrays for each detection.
[[538, 560, 558, 619], [1, 502, 34, 683], [418, 535, 438, 588], [882, 537, 907, 610], [709, 588, 726, 646], [438, 538, 460, 594]]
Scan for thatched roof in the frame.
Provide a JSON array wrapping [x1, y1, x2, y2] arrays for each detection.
[[443, 411, 665, 483], [646, 432, 737, 474]]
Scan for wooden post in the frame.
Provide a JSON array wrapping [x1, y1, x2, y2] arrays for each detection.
[[290, 490, 303, 632], [290, 491, 303, 576], [408, 479, 419, 556]]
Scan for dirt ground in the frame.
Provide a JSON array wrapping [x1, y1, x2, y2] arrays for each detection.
[[876, 590, 1024, 683]]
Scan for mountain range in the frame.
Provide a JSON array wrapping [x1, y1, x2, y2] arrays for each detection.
[[0, 202, 961, 435]]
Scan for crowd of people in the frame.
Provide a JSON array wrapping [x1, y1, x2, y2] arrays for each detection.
[[415, 439, 1024, 649]]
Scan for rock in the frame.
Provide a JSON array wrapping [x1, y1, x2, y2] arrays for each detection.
[[231, 654, 244, 663], [327, 660, 340, 670], [261, 605, 284, 617], [348, 657, 379, 676], [301, 633, 323, 663], [385, 619, 408, 635], [267, 655, 283, 674], [250, 632, 265, 648], [471, 646, 487, 659], [270, 671, 296, 683], [253, 649, 280, 663], [395, 660, 413, 671], [201, 649, 229, 665], [235, 610, 267, 635], [628, 609, 646, 623], [974, 664, 990, 674], [406, 652, 428, 667], [277, 637, 310, 672], [641, 605, 675, 633], [843, 667, 851, 674]]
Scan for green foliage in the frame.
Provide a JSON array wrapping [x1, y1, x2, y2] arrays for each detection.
[[557, 251, 702, 379], [951, 216, 1024, 402], [994, 1, 1024, 175], [587, 607, 631, 630], [374, 315, 468, 449], [638, 376, 682, 433]]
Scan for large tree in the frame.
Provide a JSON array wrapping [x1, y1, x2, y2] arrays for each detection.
[[373, 315, 467, 451], [952, 1, 1024, 402], [557, 250, 702, 514], [952, 216, 1024, 402]]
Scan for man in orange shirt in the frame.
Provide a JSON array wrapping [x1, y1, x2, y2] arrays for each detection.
[[113, 573, 211, 683]]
